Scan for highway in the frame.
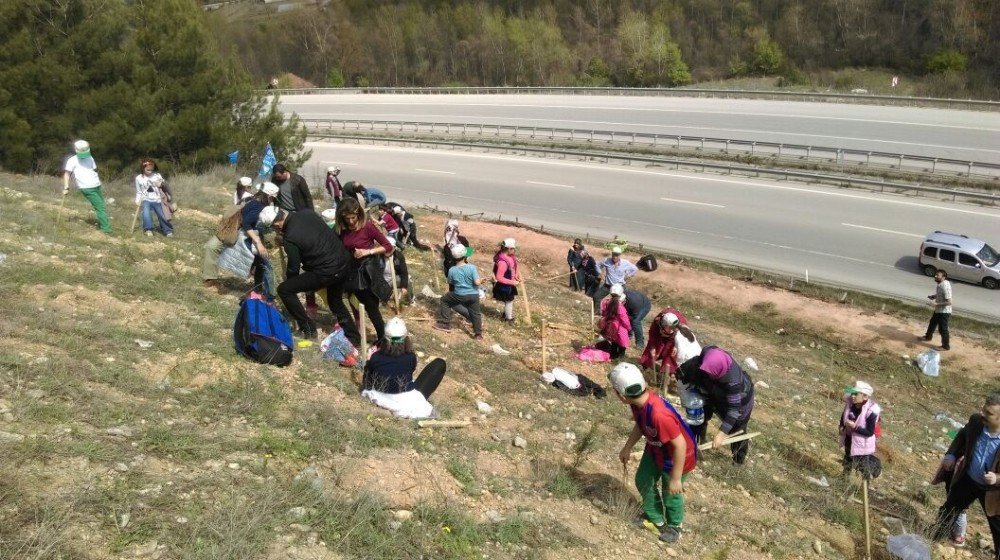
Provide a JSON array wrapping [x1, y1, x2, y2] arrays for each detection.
[[281, 94, 1000, 164], [301, 140, 1000, 319]]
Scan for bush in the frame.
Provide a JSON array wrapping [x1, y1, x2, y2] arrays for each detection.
[[926, 49, 967, 74]]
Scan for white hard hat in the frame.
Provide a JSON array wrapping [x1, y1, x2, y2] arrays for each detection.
[[326, 166, 336, 173], [609, 283, 624, 298], [238, 176, 253, 187], [847, 380, 874, 396], [321, 208, 337, 222], [261, 182, 279, 197], [611, 245, 623, 255], [502, 238, 516, 249], [660, 312, 680, 328], [258, 206, 281, 227], [608, 362, 647, 398], [73, 140, 91, 157], [385, 317, 407, 340], [450, 244, 467, 260], [446, 219, 459, 230], [392, 205, 404, 215]]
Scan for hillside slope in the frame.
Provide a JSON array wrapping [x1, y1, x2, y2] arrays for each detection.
[[0, 170, 996, 559]]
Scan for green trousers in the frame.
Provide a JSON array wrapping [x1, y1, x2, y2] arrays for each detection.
[[79, 186, 111, 232], [635, 449, 687, 527]]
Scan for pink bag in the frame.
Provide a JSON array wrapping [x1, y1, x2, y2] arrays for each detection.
[[576, 346, 611, 363]]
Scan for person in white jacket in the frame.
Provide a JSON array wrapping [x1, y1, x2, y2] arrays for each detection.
[[134, 158, 173, 237]]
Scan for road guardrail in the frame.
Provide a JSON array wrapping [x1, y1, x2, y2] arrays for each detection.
[[308, 134, 1000, 205], [300, 118, 1000, 181], [266, 86, 999, 111]]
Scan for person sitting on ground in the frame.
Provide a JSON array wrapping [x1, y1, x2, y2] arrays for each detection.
[[202, 182, 278, 294], [593, 246, 638, 309], [640, 308, 697, 391], [623, 287, 652, 349], [492, 238, 520, 322], [567, 239, 586, 291], [257, 206, 357, 341], [233, 176, 254, 205], [609, 362, 697, 544], [595, 284, 632, 359], [325, 166, 342, 203], [931, 392, 1000, 555], [434, 244, 484, 339], [441, 219, 470, 277], [336, 197, 394, 345], [678, 346, 755, 464], [382, 237, 410, 302], [134, 158, 174, 237], [360, 317, 447, 419], [376, 204, 401, 241], [839, 381, 882, 479]]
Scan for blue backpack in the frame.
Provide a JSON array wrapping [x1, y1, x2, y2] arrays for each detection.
[[234, 297, 294, 366]]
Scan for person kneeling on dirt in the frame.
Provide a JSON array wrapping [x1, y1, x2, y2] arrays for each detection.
[[610, 362, 697, 544], [434, 244, 484, 339], [839, 381, 882, 479], [361, 317, 447, 419], [257, 206, 358, 341], [677, 345, 755, 464], [595, 284, 631, 359]]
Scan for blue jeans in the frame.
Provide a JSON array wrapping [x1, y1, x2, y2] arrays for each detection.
[[630, 300, 652, 347], [141, 200, 173, 234]]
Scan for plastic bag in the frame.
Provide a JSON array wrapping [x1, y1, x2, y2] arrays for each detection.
[[916, 349, 940, 377], [886, 534, 930, 560], [320, 326, 359, 367]]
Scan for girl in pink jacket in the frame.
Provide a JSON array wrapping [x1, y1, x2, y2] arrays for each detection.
[[595, 284, 632, 358], [492, 238, 520, 321], [840, 380, 882, 479]]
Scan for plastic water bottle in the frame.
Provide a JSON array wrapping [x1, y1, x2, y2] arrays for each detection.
[[679, 383, 705, 426]]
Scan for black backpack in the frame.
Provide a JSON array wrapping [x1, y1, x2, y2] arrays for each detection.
[[637, 254, 658, 272]]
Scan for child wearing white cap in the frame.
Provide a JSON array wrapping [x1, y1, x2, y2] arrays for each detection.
[[63, 140, 111, 233], [492, 238, 520, 322], [840, 381, 882, 479], [434, 244, 483, 338]]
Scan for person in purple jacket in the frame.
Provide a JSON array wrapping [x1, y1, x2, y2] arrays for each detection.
[[677, 345, 755, 464]]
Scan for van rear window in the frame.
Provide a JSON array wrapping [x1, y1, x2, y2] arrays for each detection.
[[922, 247, 937, 258], [939, 249, 956, 262]]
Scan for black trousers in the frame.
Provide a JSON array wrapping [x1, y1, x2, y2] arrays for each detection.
[[932, 473, 1000, 558], [278, 271, 358, 344], [925, 312, 951, 348], [595, 339, 626, 359], [413, 358, 447, 398], [350, 287, 386, 343], [691, 401, 752, 465]]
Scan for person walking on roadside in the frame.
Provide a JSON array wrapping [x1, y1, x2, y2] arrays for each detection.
[[336, 197, 394, 344], [325, 166, 343, 203], [257, 206, 356, 341], [434, 244, 484, 339], [609, 362, 697, 544], [623, 287, 652, 348], [134, 158, 174, 237], [923, 269, 952, 351], [677, 345, 755, 464], [931, 392, 1000, 558], [593, 246, 638, 309], [271, 162, 314, 212], [62, 140, 111, 233], [567, 239, 586, 291], [492, 238, 520, 322]]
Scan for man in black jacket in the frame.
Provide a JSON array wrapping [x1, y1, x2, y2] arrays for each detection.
[[271, 163, 314, 212], [258, 207, 359, 342]]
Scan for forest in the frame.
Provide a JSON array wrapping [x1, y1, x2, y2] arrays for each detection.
[[207, 0, 999, 98]]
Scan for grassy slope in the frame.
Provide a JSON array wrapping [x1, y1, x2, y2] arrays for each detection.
[[0, 169, 995, 560]]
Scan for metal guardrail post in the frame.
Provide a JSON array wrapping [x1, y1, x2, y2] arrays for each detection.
[[932, 158, 937, 173], [898, 154, 903, 169], [968, 161, 973, 176], [724, 140, 730, 154], [751, 141, 756, 156]]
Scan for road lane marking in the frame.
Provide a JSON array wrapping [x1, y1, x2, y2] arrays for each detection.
[[526, 180, 575, 189], [414, 168, 455, 175], [305, 143, 1000, 218], [841, 223, 924, 238], [320, 160, 358, 166], [660, 197, 725, 208]]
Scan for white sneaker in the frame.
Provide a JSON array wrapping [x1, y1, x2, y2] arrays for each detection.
[[145, 231, 152, 237], [165, 232, 173, 237]]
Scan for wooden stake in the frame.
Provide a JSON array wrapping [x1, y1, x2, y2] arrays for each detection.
[[56, 191, 67, 227], [359, 303, 368, 366], [589, 297, 595, 330], [698, 431, 760, 451], [519, 276, 532, 323], [130, 204, 141, 233], [541, 319, 547, 374], [417, 419, 471, 429], [862, 478, 872, 560], [387, 253, 400, 313], [430, 247, 441, 291]]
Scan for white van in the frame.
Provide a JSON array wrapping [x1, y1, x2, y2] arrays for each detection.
[[918, 231, 1000, 289]]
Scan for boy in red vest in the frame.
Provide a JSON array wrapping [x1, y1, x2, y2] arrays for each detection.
[[610, 362, 698, 543]]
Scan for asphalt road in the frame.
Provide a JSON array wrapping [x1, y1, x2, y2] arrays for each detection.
[[282, 94, 1000, 164], [302, 140, 1000, 320]]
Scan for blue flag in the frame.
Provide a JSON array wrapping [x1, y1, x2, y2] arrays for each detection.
[[227, 150, 239, 165], [258, 143, 277, 178]]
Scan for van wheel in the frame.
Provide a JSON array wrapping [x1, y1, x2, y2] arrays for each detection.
[[922, 264, 938, 277], [983, 277, 999, 290]]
